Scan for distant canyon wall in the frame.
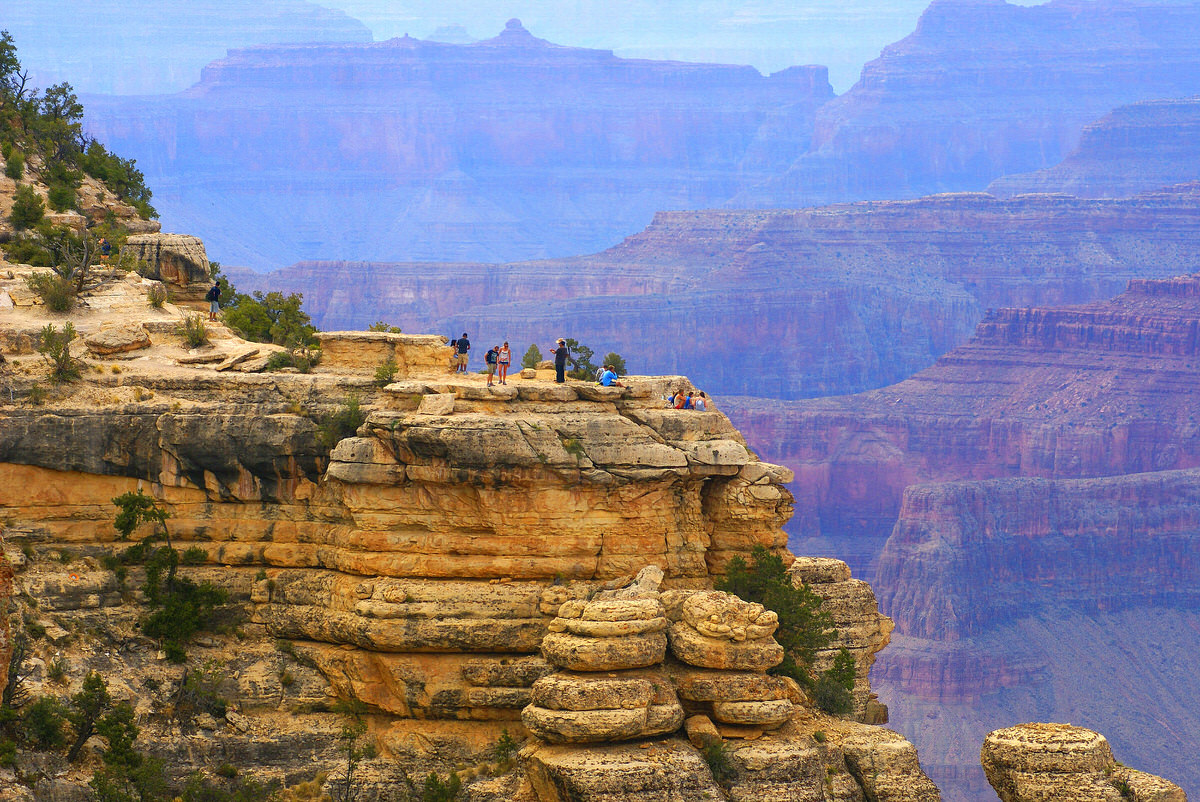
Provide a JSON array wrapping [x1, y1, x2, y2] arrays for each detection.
[[724, 274, 1200, 800], [239, 185, 1200, 401]]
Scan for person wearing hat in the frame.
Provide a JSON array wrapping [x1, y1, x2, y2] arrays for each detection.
[[551, 338, 572, 384]]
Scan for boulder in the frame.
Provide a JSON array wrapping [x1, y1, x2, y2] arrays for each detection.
[[541, 631, 666, 672], [120, 233, 211, 300], [417, 393, 455, 415], [84, 324, 151, 356], [667, 623, 784, 671], [522, 669, 684, 744]]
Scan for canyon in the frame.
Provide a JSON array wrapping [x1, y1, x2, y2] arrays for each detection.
[[83, 21, 833, 269], [723, 273, 1200, 800], [236, 184, 1200, 401], [990, 96, 1200, 199], [77, 0, 1200, 270], [737, 0, 1200, 207]]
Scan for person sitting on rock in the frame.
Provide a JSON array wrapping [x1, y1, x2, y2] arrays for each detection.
[[674, 392, 693, 410], [693, 391, 708, 411], [485, 345, 499, 386], [598, 365, 623, 387]]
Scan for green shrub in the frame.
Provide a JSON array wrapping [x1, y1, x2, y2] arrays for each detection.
[[0, 738, 15, 769], [716, 545, 835, 688], [23, 695, 69, 750], [492, 728, 520, 762], [317, 395, 366, 450], [602, 352, 627, 375], [10, 184, 45, 229], [26, 383, 46, 405], [177, 313, 208, 348], [3, 232, 56, 266], [78, 140, 156, 219], [176, 661, 228, 718], [374, 357, 398, 386], [46, 182, 75, 212], [813, 648, 857, 715], [217, 763, 239, 779], [37, 322, 81, 383], [812, 730, 827, 743], [180, 546, 207, 565], [26, 270, 75, 311], [422, 772, 462, 802], [47, 656, 69, 683], [4, 149, 23, 180], [146, 283, 167, 308], [222, 290, 316, 347], [521, 344, 542, 369], [368, 321, 402, 333], [701, 741, 737, 783]]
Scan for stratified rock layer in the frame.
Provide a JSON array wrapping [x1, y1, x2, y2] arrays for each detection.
[[982, 724, 1185, 802], [726, 274, 1200, 800], [240, 186, 1200, 399], [738, 0, 1200, 207], [85, 22, 832, 268]]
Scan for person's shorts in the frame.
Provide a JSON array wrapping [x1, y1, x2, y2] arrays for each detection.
[[457, 353, 469, 366], [487, 364, 496, 374], [210, 300, 219, 314]]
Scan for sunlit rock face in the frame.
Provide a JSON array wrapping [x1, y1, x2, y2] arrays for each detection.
[[84, 20, 833, 269]]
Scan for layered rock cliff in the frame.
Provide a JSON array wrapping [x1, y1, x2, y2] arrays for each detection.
[[0, 264, 933, 799], [990, 99, 1200, 199], [238, 185, 1200, 400], [735, 0, 1200, 207], [84, 21, 833, 268], [724, 273, 1200, 800]]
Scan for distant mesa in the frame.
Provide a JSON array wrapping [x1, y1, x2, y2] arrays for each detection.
[[426, 24, 476, 44]]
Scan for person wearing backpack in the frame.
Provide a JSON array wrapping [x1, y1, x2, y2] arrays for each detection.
[[205, 281, 221, 321], [485, 345, 499, 386]]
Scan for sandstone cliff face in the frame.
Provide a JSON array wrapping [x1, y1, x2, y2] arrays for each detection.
[[735, 0, 1200, 207], [724, 274, 1200, 801], [0, 273, 927, 799], [990, 99, 1200, 199], [239, 187, 1200, 401], [84, 22, 833, 269]]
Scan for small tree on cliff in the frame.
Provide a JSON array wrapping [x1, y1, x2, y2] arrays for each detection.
[[521, 343, 542, 369], [717, 545, 855, 712], [111, 491, 227, 662]]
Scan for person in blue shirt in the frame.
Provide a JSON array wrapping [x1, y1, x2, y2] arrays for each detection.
[[598, 365, 624, 387]]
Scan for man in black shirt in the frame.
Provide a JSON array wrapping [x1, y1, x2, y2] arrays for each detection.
[[455, 332, 471, 373]]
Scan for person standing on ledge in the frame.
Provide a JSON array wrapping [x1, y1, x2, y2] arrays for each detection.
[[552, 338, 572, 384], [205, 280, 221, 321], [497, 341, 511, 384], [455, 332, 471, 373]]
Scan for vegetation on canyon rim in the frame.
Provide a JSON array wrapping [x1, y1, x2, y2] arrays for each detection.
[[718, 545, 858, 714]]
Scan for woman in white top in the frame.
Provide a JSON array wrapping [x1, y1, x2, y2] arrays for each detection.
[[497, 341, 512, 384]]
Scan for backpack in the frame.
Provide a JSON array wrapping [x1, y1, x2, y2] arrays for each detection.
[[205, 285, 220, 302]]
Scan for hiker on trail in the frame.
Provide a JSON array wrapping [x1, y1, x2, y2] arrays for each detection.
[[455, 332, 471, 373], [497, 341, 511, 384], [99, 237, 111, 263], [552, 338, 574, 384], [485, 345, 499, 387], [205, 281, 221, 321], [598, 365, 623, 387]]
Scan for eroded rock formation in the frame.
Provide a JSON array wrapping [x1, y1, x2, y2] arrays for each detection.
[[0, 269, 928, 797], [982, 724, 1185, 802], [119, 233, 212, 300]]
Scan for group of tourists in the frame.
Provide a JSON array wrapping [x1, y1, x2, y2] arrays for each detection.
[[667, 390, 708, 411]]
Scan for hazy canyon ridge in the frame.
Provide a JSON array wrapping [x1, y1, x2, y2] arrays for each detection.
[[6, 0, 1200, 800]]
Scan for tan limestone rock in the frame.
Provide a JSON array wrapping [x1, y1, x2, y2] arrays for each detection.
[[121, 233, 211, 299], [710, 698, 794, 727], [416, 393, 455, 415], [524, 740, 724, 801], [541, 631, 667, 672], [667, 623, 784, 671], [982, 723, 1185, 802], [842, 723, 942, 801], [83, 323, 151, 356], [678, 590, 778, 641], [665, 591, 784, 671], [684, 714, 721, 749], [530, 673, 656, 711], [669, 666, 792, 703]]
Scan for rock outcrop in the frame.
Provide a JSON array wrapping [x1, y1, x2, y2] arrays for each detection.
[[0, 270, 936, 797], [119, 233, 212, 300], [982, 724, 1185, 802], [990, 98, 1200, 199], [84, 23, 833, 268], [238, 185, 1200, 400], [725, 273, 1200, 800], [736, 0, 1200, 207]]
